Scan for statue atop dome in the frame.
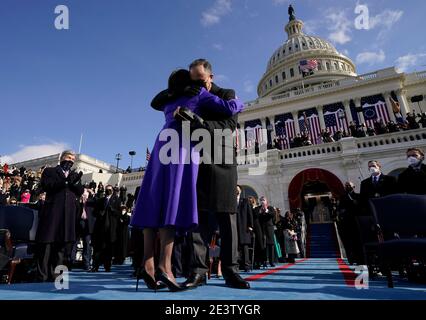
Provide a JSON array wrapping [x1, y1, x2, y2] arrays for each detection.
[[288, 4, 296, 21]]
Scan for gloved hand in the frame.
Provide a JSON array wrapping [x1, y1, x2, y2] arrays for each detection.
[[174, 107, 205, 129], [68, 171, 83, 185], [183, 85, 202, 97]]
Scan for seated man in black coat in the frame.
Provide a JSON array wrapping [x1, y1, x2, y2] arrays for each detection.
[[35, 150, 84, 282], [397, 147, 426, 195], [360, 160, 397, 214]]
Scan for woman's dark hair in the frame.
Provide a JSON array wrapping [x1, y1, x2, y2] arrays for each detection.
[[168, 69, 191, 97]]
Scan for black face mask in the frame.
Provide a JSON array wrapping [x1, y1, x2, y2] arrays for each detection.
[[105, 189, 113, 196], [60, 160, 74, 171]]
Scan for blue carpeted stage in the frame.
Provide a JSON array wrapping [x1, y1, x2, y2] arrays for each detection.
[[1, 258, 425, 300]]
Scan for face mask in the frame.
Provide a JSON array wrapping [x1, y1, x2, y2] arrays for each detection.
[[60, 160, 74, 171], [369, 167, 380, 175], [105, 189, 113, 196], [122, 210, 127, 215], [407, 156, 421, 167]]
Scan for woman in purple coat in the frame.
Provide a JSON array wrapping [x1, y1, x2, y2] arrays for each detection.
[[131, 69, 244, 291]]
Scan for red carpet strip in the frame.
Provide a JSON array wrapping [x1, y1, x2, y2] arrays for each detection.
[[244, 258, 309, 282]]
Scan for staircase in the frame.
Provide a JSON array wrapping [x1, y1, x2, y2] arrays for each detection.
[[307, 223, 339, 258]]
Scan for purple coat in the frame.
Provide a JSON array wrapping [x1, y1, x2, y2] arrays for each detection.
[[131, 88, 244, 231]]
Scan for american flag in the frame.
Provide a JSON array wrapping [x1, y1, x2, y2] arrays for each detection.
[[324, 108, 349, 135], [362, 100, 390, 128], [275, 113, 296, 149], [299, 59, 318, 73], [146, 147, 151, 162], [298, 110, 321, 144]]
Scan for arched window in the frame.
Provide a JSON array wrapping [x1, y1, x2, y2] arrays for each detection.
[[326, 62, 330, 70], [290, 68, 294, 77], [275, 75, 279, 84], [282, 71, 286, 80]]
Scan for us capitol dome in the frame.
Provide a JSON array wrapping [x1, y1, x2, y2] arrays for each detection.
[[258, 7, 357, 97]]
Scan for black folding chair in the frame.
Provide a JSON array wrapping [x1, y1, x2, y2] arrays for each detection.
[[369, 194, 426, 288]]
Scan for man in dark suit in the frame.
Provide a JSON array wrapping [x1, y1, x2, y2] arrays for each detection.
[[236, 185, 254, 271], [35, 150, 84, 282], [257, 196, 276, 267], [338, 181, 363, 264], [91, 184, 121, 272], [360, 160, 397, 213], [150, 59, 249, 289], [397, 148, 426, 195], [71, 188, 96, 270]]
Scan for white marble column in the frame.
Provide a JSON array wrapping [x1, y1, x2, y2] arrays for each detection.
[[238, 122, 246, 150], [269, 116, 277, 138], [396, 89, 411, 116], [354, 98, 365, 125], [316, 106, 326, 130], [383, 92, 397, 122], [342, 100, 353, 124], [292, 111, 301, 134], [260, 117, 268, 145]]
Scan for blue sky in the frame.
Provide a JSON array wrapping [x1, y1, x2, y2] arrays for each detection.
[[1, 0, 425, 168]]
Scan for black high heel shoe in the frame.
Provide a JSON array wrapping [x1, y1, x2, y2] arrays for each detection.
[[155, 270, 186, 292], [136, 269, 167, 291]]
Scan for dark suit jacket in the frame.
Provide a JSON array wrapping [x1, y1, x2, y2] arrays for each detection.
[[92, 195, 121, 246], [360, 174, 397, 212], [257, 205, 276, 245], [36, 166, 84, 243], [150, 82, 239, 213], [397, 164, 426, 195], [237, 198, 254, 245], [79, 197, 96, 235]]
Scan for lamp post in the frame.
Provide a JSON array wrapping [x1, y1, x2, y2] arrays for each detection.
[[115, 153, 122, 173], [129, 151, 136, 170]]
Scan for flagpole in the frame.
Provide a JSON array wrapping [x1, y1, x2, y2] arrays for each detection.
[[78, 133, 83, 154]]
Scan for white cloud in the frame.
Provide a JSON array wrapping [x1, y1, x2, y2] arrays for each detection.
[[369, 9, 404, 39], [326, 11, 352, 45], [212, 43, 223, 51], [395, 53, 426, 72], [214, 74, 229, 84], [369, 9, 403, 29], [1, 142, 70, 164], [341, 49, 350, 56], [243, 80, 254, 93], [356, 50, 386, 65], [303, 20, 318, 35], [272, 0, 289, 4], [201, 0, 232, 27]]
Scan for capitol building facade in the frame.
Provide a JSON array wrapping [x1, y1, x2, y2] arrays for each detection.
[[235, 11, 426, 214]]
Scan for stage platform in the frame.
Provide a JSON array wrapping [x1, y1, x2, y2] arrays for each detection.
[[1, 258, 425, 300]]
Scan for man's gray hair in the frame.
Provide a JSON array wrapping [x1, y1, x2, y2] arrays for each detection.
[[60, 150, 76, 161]]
